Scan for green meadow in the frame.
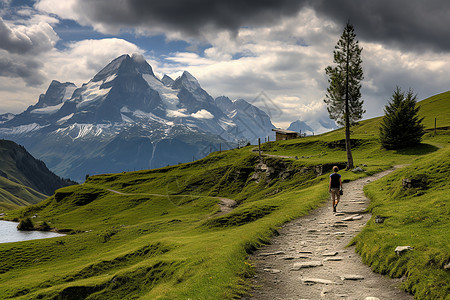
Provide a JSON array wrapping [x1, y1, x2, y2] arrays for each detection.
[[0, 91, 448, 299]]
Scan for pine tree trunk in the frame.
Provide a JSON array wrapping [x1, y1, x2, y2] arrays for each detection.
[[345, 119, 354, 170], [345, 40, 354, 170]]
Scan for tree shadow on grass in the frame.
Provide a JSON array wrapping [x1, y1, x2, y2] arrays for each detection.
[[394, 143, 439, 156]]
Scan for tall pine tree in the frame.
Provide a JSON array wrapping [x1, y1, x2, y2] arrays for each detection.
[[324, 22, 364, 169], [379, 87, 425, 149]]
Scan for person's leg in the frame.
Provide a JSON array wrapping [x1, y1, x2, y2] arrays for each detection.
[[331, 190, 337, 212], [335, 192, 340, 207]]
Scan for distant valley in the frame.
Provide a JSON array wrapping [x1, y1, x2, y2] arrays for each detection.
[[0, 139, 75, 210]]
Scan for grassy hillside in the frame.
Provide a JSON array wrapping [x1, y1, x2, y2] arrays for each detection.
[[352, 146, 449, 299], [0, 92, 448, 299], [417, 90, 450, 129], [0, 139, 76, 210], [0, 177, 47, 206]]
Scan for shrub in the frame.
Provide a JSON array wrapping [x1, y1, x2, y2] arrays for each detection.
[[17, 217, 34, 231], [38, 221, 51, 231]]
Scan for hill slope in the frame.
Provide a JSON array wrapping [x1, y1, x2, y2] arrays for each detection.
[[0, 92, 448, 299], [0, 140, 75, 209]]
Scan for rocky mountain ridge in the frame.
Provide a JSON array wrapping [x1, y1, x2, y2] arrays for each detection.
[[0, 54, 276, 181]]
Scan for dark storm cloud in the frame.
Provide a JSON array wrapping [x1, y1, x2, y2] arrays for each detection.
[[73, 0, 308, 35], [0, 18, 34, 54], [70, 0, 450, 52], [310, 0, 450, 52], [0, 53, 44, 85]]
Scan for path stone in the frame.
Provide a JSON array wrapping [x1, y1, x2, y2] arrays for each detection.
[[340, 274, 365, 280], [323, 251, 338, 256], [334, 212, 345, 216], [291, 261, 323, 270], [342, 214, 363, 221], [365, 297, 380, 300], [301, 278, 337, 285], [324, 256, 343, 261], [259, 251, 285, 256], [263, 268, 281, 274], [332, 223, 348, 228], [281, 256, 296, 260]]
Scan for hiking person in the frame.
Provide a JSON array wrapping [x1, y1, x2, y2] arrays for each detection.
[[329, 166, 343, 212]]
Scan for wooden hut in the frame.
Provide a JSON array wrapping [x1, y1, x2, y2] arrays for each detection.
[[272, 128, 300, 141]]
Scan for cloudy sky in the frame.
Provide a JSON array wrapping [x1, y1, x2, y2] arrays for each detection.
[[1, 0, 449, 128]]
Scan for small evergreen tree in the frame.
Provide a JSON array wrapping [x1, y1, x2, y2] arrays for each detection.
[[324, 22, 364, 169], [379, 87, 425, 149]]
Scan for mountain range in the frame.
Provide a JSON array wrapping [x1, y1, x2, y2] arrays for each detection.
[[0, 54, 277, 181]]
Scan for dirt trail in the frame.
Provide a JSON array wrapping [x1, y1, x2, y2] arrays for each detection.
[[245, 168, 413, 300]]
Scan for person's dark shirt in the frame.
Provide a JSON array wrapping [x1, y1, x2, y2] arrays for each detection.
[[330, 173, 341, 189]]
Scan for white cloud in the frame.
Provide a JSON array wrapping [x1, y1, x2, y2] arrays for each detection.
[[191, 109, 214, 119], [0, 36, 144, 114], [361, 42, 450, 118], [45, 38, 143, 86]]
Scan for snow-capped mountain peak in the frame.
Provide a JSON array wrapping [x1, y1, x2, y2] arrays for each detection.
[[92, 53, 155, 83], [174, 71, 201, 93]]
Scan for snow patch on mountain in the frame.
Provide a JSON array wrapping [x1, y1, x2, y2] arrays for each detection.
[[103, 74, 117, 84], [142, 74, 179, 110], [121, 113, 134, 123], [76, 81, 111, 108], [63, 85, 77, 102], [131, 109, 167, 123], [57, 113, 74, 125], [55, 123, 110, 140], [0, 113, 15, 124], [31, 103, 64, 114], [167, 109, 188, 118], [0, 123, 47, 135]]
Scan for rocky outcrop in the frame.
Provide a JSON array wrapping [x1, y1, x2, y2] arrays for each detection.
[[251, 158, 346, 184]]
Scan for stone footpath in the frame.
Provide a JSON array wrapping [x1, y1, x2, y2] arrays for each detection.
[[244, 168, 413, 300]]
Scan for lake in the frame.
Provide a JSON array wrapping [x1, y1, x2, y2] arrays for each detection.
[[0, 220, 65, 244]]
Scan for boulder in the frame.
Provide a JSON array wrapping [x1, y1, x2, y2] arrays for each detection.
[[352, 166, 364, 172], [395, 246, 413, 255]]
